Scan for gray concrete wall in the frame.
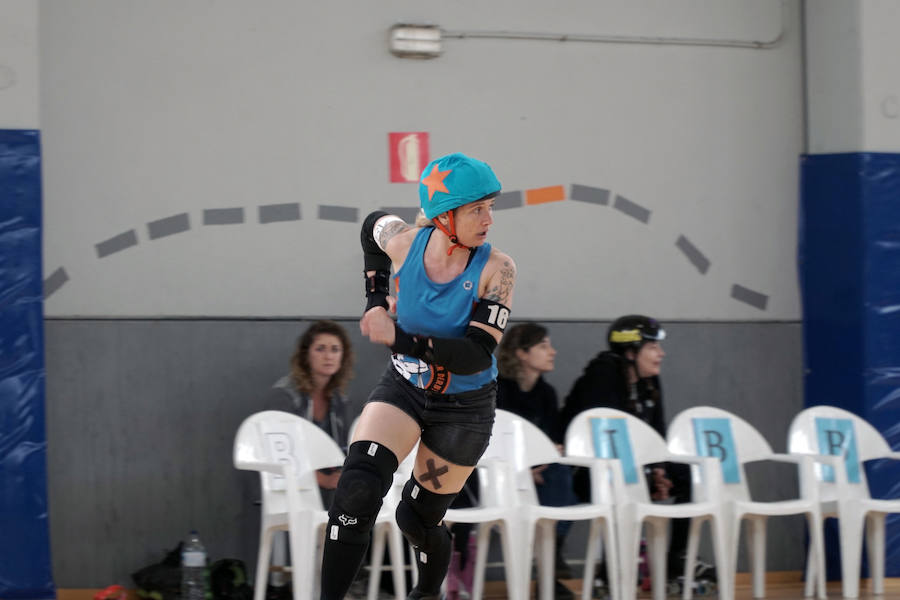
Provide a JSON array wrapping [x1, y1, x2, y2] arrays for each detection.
[[39, 0, 802, 321], [46, 318, 804, 586]]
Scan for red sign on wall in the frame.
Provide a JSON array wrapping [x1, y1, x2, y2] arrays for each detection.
[[389, 132, 429, 183]]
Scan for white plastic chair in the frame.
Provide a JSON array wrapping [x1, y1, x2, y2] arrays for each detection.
[[566, 407, 731, 600], [788, 405, 900, 599], [233, 410, 345, 600], [440, 415, 528, 600], [667, 406, 827, 600], [479, 409, 621, 600]]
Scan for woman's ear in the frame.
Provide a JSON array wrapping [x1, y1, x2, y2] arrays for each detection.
[[515, 347, 529, 362], [624, 348, 636, 362]]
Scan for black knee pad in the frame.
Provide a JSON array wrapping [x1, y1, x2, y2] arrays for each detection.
[[327, 440, 398, 545], [395, 476, 457, 547]]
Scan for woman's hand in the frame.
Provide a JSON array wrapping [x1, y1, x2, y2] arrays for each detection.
[[531, 463, 549, 485], [360, 303, 396, 346], [650, 467, 673, 501]]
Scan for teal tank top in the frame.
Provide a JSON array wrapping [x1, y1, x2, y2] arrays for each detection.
[[392, 227, 498, 393]]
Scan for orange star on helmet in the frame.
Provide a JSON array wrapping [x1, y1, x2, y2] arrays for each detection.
[[421, 164, 452, 201]]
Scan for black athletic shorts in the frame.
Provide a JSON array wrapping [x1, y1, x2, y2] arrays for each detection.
[[366, 365, 496, 467]]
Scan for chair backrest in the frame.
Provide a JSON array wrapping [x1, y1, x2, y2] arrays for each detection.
[[565, 407, 671, 504], [788, 405, 888, 499], [234, 410, 345, 515], [477, 409, 562, 507], [667, 406, 775, 502]]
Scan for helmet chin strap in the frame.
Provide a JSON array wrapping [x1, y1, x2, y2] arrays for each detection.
[[433, 210, 470, 255]]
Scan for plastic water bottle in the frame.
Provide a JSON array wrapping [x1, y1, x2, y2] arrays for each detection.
[[181, 530, 209, 600]]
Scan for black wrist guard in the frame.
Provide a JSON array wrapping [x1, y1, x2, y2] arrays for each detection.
[[390, 323, 431, 360], [365, 270, 390, 312]]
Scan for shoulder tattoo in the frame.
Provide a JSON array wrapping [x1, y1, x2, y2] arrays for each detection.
[[483, 259, 516, 304], [375, 218, 409, 250]]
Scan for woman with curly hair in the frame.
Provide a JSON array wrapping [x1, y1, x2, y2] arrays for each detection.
[[262, 319, 355, 500]]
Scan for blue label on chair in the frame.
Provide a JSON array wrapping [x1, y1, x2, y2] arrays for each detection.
[[691, 418, 741, 484], [589, 417, 639, 484], [814, 417, 861, 484]]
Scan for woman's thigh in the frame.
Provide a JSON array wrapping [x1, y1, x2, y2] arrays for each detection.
[[351, 401, 421, 466]]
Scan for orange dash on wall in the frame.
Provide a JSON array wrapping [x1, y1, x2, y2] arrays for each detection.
[[525, 185, 565, 205]]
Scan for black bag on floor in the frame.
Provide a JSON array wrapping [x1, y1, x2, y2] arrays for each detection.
[[132, 543, 183, 600], [210, 559, 252, 600]]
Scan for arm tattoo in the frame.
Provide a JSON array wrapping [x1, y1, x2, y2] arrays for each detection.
[[376, 219, 409, 250], [483, 260, 516, 304]]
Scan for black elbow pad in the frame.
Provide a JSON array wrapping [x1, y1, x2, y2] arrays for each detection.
[[361, 210, 391, 272]]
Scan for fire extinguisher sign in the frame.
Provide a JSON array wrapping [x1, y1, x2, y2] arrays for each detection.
[[389, 132, 429, 183]]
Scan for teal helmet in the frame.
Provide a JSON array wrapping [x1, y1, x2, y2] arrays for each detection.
[[419, 152, 501, 220]]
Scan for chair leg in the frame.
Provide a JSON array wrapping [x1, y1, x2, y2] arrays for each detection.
[[582, 520, 601, 600], [537, 520, 556, 600], [617, 519, 643, 600], [255, 528, 276, 600], [709, 516, 734, 600], [806, 512, 827, 600], [803, 527, 816, 598], [600, 518, 620, 600], [746, 517, 766, 599], [509, 519, 533, 600], [386, 524, 407, 600], [471, 523, 493, 600], [647, 519, 669, 600], [368, 525, 387, 600], [838, 508, 866, 599], [866, 512, 886, 595], [288, 512, 315, 600], [682, 517, 704, 600]]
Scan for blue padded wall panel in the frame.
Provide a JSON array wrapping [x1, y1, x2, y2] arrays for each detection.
[[0, 130, 54, 599], [800, 152, 900, 579]]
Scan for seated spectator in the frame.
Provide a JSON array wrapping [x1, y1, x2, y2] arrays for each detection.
[[262, 319, 355, 506], [259, 320, 357, 596], [496, 322, 577, 599], [561, 315, 702, 588]]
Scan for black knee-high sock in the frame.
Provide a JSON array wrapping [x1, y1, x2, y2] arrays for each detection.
[[320, 534, 370, 600], [409, 523, 453, 596], [319, 440, 398, 599]]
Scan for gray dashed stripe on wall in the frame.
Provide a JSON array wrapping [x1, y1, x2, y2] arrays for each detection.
[[731, 284, 768, 310], [148, 213, 190, 240], [319, 205, 358, 222], [43, 267, 69, 298], [96, 229, 138, 258], [204, 208, 245, 225], [380, 206, 419, 223], [613, 195, 651, 223], [259, 203, 301, 223], [570, 184, 610, 205], [494, 191, 523, 210], [676, 235, 710, 274]]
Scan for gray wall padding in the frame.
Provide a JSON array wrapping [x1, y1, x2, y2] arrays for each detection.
[[45, 319, 804, 586]]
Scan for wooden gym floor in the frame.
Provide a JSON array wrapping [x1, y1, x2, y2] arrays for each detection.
[[57, 576, 900, 600]]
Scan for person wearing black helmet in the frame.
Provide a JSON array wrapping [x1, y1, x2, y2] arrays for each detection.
[[560, 315, 697, 586], [560, 315, 667, 436]]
